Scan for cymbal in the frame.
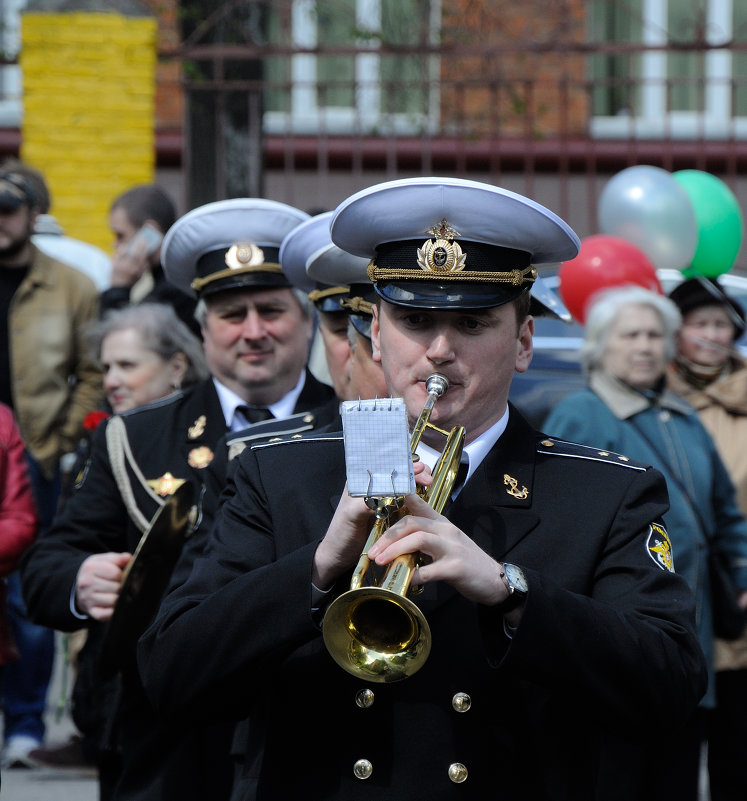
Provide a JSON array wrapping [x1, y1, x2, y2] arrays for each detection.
[[99, 481, 196, 678]]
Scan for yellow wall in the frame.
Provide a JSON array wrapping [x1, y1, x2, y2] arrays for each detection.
[[20, 12, 156, 252]]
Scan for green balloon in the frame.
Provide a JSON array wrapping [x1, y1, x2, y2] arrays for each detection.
[[673, 170, 743, 278]]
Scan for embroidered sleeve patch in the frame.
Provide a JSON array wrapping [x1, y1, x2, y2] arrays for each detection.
[[647, 523, 674, 572]]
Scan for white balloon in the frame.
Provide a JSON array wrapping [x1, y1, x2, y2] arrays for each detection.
[[598, 165, 698, 271]]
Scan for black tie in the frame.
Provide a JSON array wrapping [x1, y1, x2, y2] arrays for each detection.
[[452, 457, 469, 498], [237, 405, 274, 425]]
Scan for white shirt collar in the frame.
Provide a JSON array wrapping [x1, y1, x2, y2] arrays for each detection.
[[415, 406, 509, 490], [212, 371, 307, 431]]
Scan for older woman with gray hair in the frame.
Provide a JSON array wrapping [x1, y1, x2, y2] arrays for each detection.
[[544, 284, 747, 801], [86, 303, 208, 414]]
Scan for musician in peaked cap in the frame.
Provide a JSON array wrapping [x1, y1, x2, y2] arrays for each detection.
[[280, 211, 356, 401], [19, 197, 335, 801], [140, 178, 706, 801], [297, 213, 389, 403], [196, 210, 344, 533], [201, 212, 377, 530], [283, 210, 388, 403]]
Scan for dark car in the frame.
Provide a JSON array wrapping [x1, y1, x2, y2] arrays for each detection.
[[509, 269, 747, 429]]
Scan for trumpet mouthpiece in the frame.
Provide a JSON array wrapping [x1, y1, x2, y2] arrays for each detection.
[[425, 374, 449, 398]]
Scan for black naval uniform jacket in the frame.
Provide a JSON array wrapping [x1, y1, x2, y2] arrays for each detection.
[[19, 371, 337, 801], [140, 405, 707, 801]]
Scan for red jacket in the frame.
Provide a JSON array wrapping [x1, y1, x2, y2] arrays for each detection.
[[0, 403, 39, 663]]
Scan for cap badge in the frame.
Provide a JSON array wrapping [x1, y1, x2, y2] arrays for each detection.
[[417, 219, 466, 274], [225, 243, 265, 270], [504, 473, 529, 500]]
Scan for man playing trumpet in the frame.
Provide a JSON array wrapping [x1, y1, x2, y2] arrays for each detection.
[[140, 178, 706, 801]]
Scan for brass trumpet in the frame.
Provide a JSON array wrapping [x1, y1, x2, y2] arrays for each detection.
[[323, 374, 465, 683]]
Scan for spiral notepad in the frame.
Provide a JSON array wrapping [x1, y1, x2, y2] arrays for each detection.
[[341, 398, 415, 498]]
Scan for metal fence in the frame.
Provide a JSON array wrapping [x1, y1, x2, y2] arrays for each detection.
[[4, 0, 747, 266], [173, 24, 747, 269]]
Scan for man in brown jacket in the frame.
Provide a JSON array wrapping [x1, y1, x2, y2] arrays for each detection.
[[0, 164, 101, 767]]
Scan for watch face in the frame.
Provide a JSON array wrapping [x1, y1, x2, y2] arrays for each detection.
[[504, 563, 528, 594]]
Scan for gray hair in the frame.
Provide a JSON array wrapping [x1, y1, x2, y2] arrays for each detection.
[[85, 303, 209, 386], [194, 287, 315, 328], [580, 285, 682, 376]]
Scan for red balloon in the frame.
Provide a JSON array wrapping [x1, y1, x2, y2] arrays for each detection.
[[558, 235, 663, 324]]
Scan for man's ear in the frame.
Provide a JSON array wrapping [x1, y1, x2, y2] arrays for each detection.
[[371, 304, 382, 363], [515, 315, 534, 374]]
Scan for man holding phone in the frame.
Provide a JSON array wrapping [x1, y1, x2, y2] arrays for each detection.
[[102, 184, 199, 337]]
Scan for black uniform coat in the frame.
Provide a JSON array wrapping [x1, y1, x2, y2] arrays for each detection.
[[19, 371, 337, 801], [139, 405, 707, 801]]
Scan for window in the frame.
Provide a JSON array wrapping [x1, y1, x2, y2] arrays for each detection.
[[589, 0, 747, 139], [0, 0, 25, 127], [264, 0, 441, 135]]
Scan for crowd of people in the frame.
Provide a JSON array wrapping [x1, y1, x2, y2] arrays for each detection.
[[0, 162, 743, 800]]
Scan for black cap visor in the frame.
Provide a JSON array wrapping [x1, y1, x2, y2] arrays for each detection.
[[374, 279, 528, 310], [199, 271, 292, 299], [349, 313, 373, 339]]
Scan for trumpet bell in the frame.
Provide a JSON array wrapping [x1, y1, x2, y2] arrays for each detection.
[[323, 586, 432, 683]]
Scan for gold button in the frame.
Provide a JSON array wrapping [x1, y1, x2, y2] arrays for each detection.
[[353, 759, 373, 780], [618, 455, 629, 462], [355, 689, 375, 708], [448, 762, 468, 783], [598, 451, 609, 456], [452, 692, 471, 713], [303, 414, 314, 423], [540, 439, 554, 447]]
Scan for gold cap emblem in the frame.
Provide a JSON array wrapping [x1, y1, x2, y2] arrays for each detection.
[[417, 219, 466, 274], [225, 243, 265, 270]]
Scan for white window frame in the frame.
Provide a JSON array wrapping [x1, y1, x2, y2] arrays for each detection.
[[0, 0, 24, 127], [263, 0, 441, 136], [591, 0, 747, 139]]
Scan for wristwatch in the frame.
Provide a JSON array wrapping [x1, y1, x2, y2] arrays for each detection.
[[499, 562, 528, 613]]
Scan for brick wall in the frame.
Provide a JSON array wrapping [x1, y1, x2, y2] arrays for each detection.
[[20, 11, 157, 250], [440, 0, 588, 138]]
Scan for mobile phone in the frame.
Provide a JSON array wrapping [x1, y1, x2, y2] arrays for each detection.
[[128, 224, 163, 257]]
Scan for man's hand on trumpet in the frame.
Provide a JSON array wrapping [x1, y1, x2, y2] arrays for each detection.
[[367, 492, 521, 619], [312, 461, 433, 591]]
